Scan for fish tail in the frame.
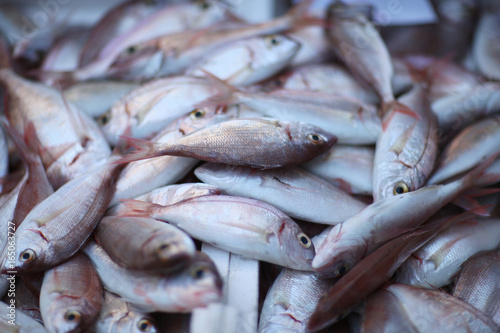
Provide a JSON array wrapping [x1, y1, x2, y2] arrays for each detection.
[[117, 199, 162, 218], [114, 136, 163, 164], [452, 196, 492, 217], [194, 69, 239, 108]]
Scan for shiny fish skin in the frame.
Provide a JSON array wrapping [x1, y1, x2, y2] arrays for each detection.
[[195, 163, 366, 225], [0, 159, 122, 273], [373, 85, 438, 200], [453, 251, 500, 325], [224, 90, 381, 145], [120, 195, 315, 270], [83, 241, 222, 313], [397, 218, 500, 289], [95, 216, 196, 272], [326, 2, 394, 106], [100, 76, 227, 145], [428, 116, 500, 185], [187, 34, 300, 86], [109, 183, 220, 215], [117, 118, 337, 168], [301, 145, 374, 195], [90, 291, 158, 333], [40, 253, 102, 333], [110, 105, 232, 205]]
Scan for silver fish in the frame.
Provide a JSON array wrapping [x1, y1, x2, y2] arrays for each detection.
[[95, 216, 196, 272], [453, 250, 500, 326], [301, 145, 374, 195], [83, 241, 222, 313], [40, 253, 103, 333], [119, 195, 315, 270], [117, 118, 337, 169], [187, 34, 300, 86], [373, 85, 438, 200], [397, 217, 500, 288], [194, 163, 366, 224]]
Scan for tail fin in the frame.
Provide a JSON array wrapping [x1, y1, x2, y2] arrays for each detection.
[[114, 136, 164, 164]]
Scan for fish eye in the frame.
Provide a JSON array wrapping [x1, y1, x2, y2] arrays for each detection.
[[137, 318, 154, 332], [393, 182, 409, 195], [391, 269, 400, 281], [64, 310, 81, 323], [126, 46, 137, 55], [335, 263, 351, 276], [197, 0, 211, 10], [189, 108, 206, 120], [297, 233, 312, 248], [307, 133, 325, 144], [19, 249, 36, 263], [265, 35, 282, 47], [98, 112, 111, 126], [190, 265, 209, 279]]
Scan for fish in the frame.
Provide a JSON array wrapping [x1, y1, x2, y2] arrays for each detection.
[[301, 145, 374, 195], [312, 154, 497, 278], [187, 34, 300, 86], [0, 158, 123, 273], [109, 182, 220, 214], [194, 163, 366, 224], [95, 216, 196, 272], [0, 301, 48, 333], [119, 194, 315, 270], [117, 118, 337, 169], [99, 76, 233, 145], [397, 217, 500, 288], [472, 2, 500, 81], [63, 81, 138, 118], [83, 241, 223, 313], [109, 105, 232, 205], [90, 291, 158, 333], [428, 116, 500, 184], [326, 1, 394, 108], [40, 253, 103, 333], [373, 84, 438, 200], [453, 250, 500, 325]]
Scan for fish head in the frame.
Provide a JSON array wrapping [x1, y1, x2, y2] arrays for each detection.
[[289, 122, 337, 159], [147, 230, 196, 265], [276, 219, 316, 270], [1, 229, 49, 273], [183, 0, 226, 28], [177, 106, 232, 133], [98, 106, 131, 146], [373, 162, 424, 200], [110, 43, 165, 81], [43, 300, 90, 333], [312, 225, 366, 278]]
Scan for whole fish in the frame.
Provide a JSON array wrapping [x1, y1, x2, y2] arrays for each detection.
[[0, 68, 111, 189], [453, 250, 500, 325], [301, 145, 374, 195], [63, 81, 138, 118], [0, 300, 47, 333], [472, 2, 500, 80], [204, 84, 381, 145], [187, 34, 300, 86], [40, 253, 103, 333], [83, 241, 222, 313], [95, 216, 196, 272], [428, 116, 500, 184], [117, 118, 337, 169], [194, 163, 366, 224], [0, 158, 122, 273], [110, 105, 233, 205], [312, 155, 495, 278], [373, 85, 438, 200], [326, 1, 394, 108], [109, 182, 220, 214], [90, 291, 158, 333], [397, 218, 500, 288], [100, 76, 233, 145], [119, 195, 315, 270]]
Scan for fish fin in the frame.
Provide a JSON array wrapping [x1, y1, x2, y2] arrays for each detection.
[[117, 199, 163, 218], [452, 196, 492, 216], [111, 127, 133, 156], [381, 101, 420, 131], [114, 136, 164, 164], [193, 69, 239, 108]]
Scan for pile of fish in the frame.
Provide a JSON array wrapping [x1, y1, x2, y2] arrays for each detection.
[[0, 0, 500, 332]]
